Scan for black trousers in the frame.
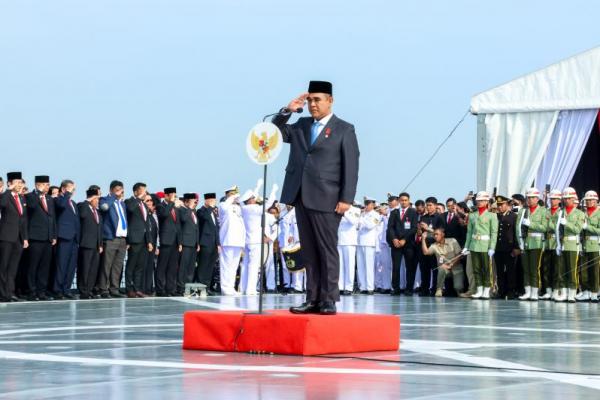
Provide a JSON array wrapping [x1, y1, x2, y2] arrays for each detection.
[[156, 245, 179, 295], [495, 251, 518, 296], [294, 198, 342, 303], [27, 240, 53, 296], [391, 246, 417, 291], [177, 246, 197, 294], [420, 253, 437, 294], [0, 240, 23, 300], [196, 245, 218, 286], [78, 247, 100, 297], [144, 249, 157, 294], [125, 243, 147, 292]]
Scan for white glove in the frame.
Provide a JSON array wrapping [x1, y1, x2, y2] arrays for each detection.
[[272, 183, 279, 193], [583, 222, 589, 230], [555, 248, 562, 256], [522, 218, 531, 227], [256, 178, 264, 187], [560, 217, 567, 226], [488, 249, 495, 258], [461, 248, 469, 256]]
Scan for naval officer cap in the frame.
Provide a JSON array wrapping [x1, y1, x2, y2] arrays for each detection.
[[308, 80, 333, 95], [240, 189, 255, 202], [387, 192, 399, 201], [224, 185, 239, 194], [7, 172, 22, 181], [495, 195, 510, 204], [363, 196, 376, 205]]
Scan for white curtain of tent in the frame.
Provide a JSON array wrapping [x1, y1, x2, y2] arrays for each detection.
[[483, 111, 559, 195], [535, 109, 598, 191]]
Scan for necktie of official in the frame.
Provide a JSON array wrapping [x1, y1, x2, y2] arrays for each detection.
[[40, 194, 48, 213], [69, 199, 76, 215], [13, 193, 22, 216], [310, 121, 321, 145], [447, 212, 453, 224], [91, 205, 99, 224], [170, 208, 177, 222], [191, 210, 197, 224], [139, 200, 147, 221], [117, 200, 127, 230], [400, 208, 405, 221]]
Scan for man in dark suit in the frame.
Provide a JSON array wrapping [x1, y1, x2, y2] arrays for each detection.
[[125, 182, 152, 298], [387, 192, 419, 296], [25, 175, 57, 301], [54, 179, 80, 299], [97, 180, 128, 298], [196, 193, 220, 293], [156, 187, 182, 296], [0, 172, 29, 302], [443, 198, 463, 243], [177, 193, 200, 295], [143, 194, 159, 295], [494, 195, 520, 299], [272, 81, 360, 315], [77, 188, 103, 299]]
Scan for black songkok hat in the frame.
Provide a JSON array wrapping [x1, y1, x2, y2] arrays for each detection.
[[164, 187, 177, 194], [308, 80, 333, 95], [35, 175, 50, 183], [183, 193, 196, 200], [7, 172, 22, 181], [204, 193, 216, 200]]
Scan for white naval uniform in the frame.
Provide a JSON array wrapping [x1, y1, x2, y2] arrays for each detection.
[[375, 213, 392, 290], [337, 206, 360, 291], [263, 213, 278, 291], [218, 195, 245, 295], [279, 208, 304, 291], [240, 188, 277, 295], [357, 209, 380, 292]]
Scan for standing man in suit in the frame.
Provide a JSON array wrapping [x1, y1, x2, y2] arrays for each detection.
[[177, 193, 200, 295], [196, 193, 220, 294], [97, 180, 128, 298], [443, 198, 463, 242], [387, 192, 419, 296], [144, 194, 159, 295], [54, 179, 80, 299], [156, 187, 182, 296], [25, 175, 56, 301], [125, 182, 152, 298], [494, 195, 520, 299], [77, 188, 103, 299], [0, 172, 29, 302], [273, 81, 360, 315]]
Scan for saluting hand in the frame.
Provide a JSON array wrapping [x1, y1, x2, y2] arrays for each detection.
[[287, 93, 308, 113]]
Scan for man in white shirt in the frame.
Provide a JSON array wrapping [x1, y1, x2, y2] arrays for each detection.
[[239, 179, 278, 295], [218, 186, 245, 295], [337, 202, 360, 295], [357, 197, 380, 294], [375, 202, 392, 293]]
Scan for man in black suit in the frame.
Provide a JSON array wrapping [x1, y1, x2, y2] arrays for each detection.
[[0, 172, 29, 302], [54, 179, 80, 299], [25, 175, 57, 301], [156, 187, 182, 296], [125, 182, 152, 298], [177, 193, 200, 295], [272, 81, 360, 315], [143, 194, 159, 295], [196, 193, 220, 293], [494, 195, 520, 299], [387, 192, 419, 296], [77, 188, 103, 299], [443, 198, 463, 243]]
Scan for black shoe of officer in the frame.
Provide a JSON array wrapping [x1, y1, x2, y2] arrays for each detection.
[[289, 301, 320, 314], [319, 301, 337, 315]]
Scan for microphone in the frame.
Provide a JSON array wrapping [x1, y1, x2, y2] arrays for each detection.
[[262, 107, 303, 122]]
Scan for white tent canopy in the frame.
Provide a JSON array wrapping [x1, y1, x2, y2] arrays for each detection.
[[470, 46, 600, 196]]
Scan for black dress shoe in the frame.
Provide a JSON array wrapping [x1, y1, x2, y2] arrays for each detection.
[[319, 301, 337, 315], [10, 296, 23, 302], [390, 289, 401, 296], [360, 290, 369, 295], [27, 295, 40, 301], [290, 301, 320, 314], [404, 289, 413, 296], [100, 293, 111, 299], [38, 294, 54, 301], [110, 292, 125, 298], [63, 293, 75, 300]]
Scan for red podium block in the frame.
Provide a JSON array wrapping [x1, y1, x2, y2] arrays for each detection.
[[183, 310, 400, 356]]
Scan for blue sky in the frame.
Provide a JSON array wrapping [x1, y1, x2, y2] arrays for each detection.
[[0, 0, 598, 203]]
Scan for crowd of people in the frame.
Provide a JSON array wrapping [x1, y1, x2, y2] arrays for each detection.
[[0, 170, 598, 304]]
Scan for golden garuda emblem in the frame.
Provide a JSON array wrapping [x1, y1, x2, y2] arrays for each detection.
[[250, 130, 279, 163], [246, 122, 283, 165]]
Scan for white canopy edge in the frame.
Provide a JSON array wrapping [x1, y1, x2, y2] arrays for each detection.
[[471, 46, 600, 114]]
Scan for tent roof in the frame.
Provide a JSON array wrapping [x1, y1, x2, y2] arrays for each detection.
[[471, 46, 600, 114]]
